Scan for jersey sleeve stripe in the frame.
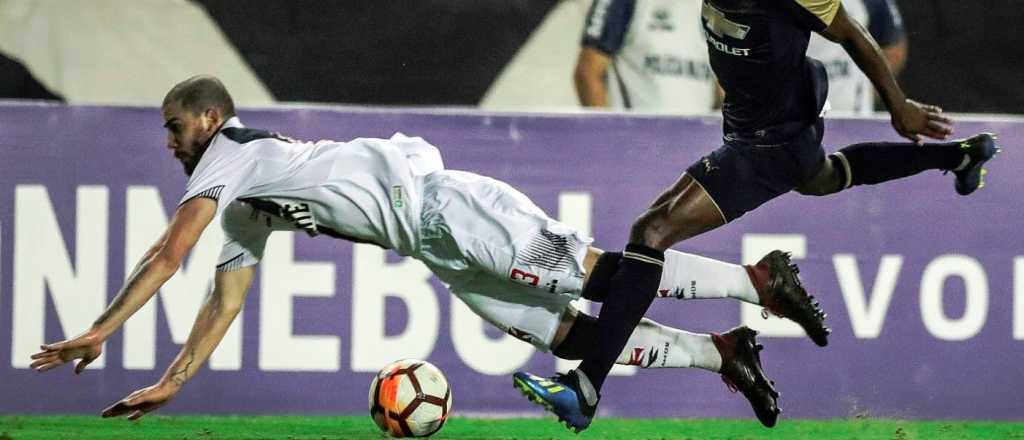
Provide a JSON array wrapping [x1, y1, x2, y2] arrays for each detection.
[[793, 0, 841, 28], [180, 185, 226, 206]]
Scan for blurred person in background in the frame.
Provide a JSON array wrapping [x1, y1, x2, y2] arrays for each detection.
[[806, 0, 906, 114], [575, 0, 716, 114]]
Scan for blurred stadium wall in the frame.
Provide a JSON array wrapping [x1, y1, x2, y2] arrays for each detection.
[[1, 1, 1021, 113]]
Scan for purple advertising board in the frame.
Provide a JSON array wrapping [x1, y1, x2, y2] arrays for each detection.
[[0, 101, 1021, 420]]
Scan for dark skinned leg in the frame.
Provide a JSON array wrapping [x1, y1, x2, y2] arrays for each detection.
[[632, 173, 728, 250], [577, 173, 725, 392]]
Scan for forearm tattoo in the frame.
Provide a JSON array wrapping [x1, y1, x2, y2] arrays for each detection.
[[93, 261, 147, 327], [170, 351, 196, 386]]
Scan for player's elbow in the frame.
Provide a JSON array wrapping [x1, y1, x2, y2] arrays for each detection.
[[150, 247, 185, 275]]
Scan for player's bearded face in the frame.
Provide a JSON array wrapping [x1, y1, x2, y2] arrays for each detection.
[[162, 103, 218, 176]]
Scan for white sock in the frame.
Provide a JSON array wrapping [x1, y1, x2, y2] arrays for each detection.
[[614, 318, 722, 373], [656, 249, 760, 305]]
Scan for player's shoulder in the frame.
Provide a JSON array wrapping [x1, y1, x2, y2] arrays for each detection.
[[220, 126, 299, 146]]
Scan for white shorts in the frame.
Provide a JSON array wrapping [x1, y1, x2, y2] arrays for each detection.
[[416, 170, 592, 350]]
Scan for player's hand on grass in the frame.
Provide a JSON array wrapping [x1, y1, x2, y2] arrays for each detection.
[[29, 330, 104, 374], [102, 382, 180, 421], [892, 98, 954, 144]]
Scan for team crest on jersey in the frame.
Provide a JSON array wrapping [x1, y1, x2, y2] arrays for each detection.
[[391, 185, 404, 209], [701, 3, 750, 40], [648, 9, 674, 31]]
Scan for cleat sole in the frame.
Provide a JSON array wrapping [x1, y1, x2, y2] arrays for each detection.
[[513, 377, 582, 433]]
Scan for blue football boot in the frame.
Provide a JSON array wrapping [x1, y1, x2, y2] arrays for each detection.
[[952, 133, 1001, 196], [512, 370, 596, 433]]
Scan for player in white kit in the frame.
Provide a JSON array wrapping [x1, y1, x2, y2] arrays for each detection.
[[31, 76, 809, 424], [806, 0, 906, 114], [576, 0, 715, 113]]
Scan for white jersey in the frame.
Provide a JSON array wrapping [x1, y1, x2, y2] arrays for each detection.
[[806, 0, 905, 114], [178, 117, 444, 270], [582, 0, 713, 114]]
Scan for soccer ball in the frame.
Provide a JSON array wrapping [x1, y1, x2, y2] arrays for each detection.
[[368, 359, 452, 437]]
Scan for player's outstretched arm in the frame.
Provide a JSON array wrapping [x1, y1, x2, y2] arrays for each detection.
[[820, 4, 952, 143], [28, 198, 217, 374], [101, 266, 256, 420]]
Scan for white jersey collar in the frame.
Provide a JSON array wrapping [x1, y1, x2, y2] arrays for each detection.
[[220, 116, 244, 130], [187, 116, 245, 180]]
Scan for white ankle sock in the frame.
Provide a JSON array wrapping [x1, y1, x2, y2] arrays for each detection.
[[656, 250, 760, 305], [614, 318, 722, 372]]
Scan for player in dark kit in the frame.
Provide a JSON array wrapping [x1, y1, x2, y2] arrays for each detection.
[[515, 0, 1001, 432]]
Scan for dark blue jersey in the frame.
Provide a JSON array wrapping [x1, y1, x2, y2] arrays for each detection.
[[701, 0, 840, 135]]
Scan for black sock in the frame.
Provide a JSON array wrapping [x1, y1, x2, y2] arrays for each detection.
[[580, 252, 622, 302], [552, 312, 598, 361], [577, 244, 663, 391], [837, 141, 966, 186]]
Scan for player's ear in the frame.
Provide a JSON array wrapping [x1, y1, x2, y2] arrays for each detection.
[[202, 107, 223, 131]]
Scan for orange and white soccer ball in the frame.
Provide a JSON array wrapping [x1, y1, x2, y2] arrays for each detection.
[[368, 359, 452, 437]]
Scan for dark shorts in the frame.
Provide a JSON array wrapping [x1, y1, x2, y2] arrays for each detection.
[[686, 118, 826, 222]]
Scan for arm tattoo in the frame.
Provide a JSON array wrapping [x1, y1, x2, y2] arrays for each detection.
[[92, 261, 147, 327], [170, 351, 196, 386]]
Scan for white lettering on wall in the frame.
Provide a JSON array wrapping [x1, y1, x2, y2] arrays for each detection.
[[12, 185, 107, 368], [350, 244, 437, 372], [834, 254, 902, 339], [259, 232, 339, 371], [920, 254, 988, 341]]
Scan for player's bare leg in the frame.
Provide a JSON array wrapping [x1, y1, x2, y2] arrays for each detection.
[[631, 173, 727, 251], [565, 174, 726, 412]]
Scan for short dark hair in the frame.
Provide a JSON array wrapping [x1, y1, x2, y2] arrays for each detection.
[[163, 75, 236, 117]]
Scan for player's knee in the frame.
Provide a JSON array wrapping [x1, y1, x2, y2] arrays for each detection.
[[796, 154, 845, 196], [628, 206, 671, 248]]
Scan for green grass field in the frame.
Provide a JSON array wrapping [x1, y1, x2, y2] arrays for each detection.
[[1, 416, 1022, 440]]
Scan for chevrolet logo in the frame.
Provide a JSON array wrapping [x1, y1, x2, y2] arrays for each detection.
[[702, 3, 750, 39]]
